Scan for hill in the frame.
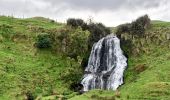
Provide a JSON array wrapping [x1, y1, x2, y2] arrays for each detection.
[[0, 16, 80, 99], [1, 16, 170, 100]]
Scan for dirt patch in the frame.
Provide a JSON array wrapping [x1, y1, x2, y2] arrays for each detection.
[[133, 64, 147, 74]]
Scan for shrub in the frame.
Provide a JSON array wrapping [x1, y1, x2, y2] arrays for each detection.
[[67, 18, 87, 30], [116, 23, 131, 35], [67, 19, 111, 46], [130, 14, 151, 36], [36, 33, 52, 48], [48, 26, 90, 59], [116, 14, 151, 36], [59, 58, 83, 89], [131, 21, 145, 36], [87, 23, 111, 49], [135, 14, 151, 29], [67, 27, 90, 59], [52, 19, 110, 68], [67, 18, 111, 48]]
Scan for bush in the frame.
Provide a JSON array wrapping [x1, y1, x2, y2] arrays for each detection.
[[116, 23, 131, 35], [52, 19, 110, 68], [67, 19, 111, 47], [59, 58, 83, 89], [36, 33, 52, 48], [67, 18, 111, 48], [87, 23, 111, 49], [49, 26, 90, 59], [135, 14, 151, 29], [131, 14, 150, 35], [116, 14, 151, 36], [67, 18, 87, 30], [67, 27, 90, 59], [131, 21, 145, 36]]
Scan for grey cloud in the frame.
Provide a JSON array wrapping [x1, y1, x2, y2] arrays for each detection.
[[0, 0, 169, 26], [39, 0, 162, 11], [0, 0, 165, 15]]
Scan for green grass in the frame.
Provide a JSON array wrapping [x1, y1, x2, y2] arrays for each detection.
[[118, 44, 170, 100], [0, 16, 79, 99], [70, 90, 117, 100], [151, 20, 170, 28], [0, 16, 63, 29], [0, 37, 73, 99]]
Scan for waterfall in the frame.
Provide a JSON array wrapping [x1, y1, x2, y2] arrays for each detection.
[[81, 35, 127, 91]]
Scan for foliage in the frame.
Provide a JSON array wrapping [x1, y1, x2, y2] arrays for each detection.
[[131, 21, 145, 36], [131, 14, 150, 36], [116, 14, 151, 36], [49, 26, 90, 59], [36, 33, 52, 48], [67, 18, 87, 30], [116, 23, 131, 35], [116, 15, 151, 56], [87, 23, 111, 49], [67, 18, 111, 49], [59, 58, 83, 89], [68, 28, 89, 59], [135, 14, 151, 29]]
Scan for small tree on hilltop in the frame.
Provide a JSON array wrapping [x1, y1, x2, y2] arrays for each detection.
[[136, 14, 151, 29], [116, 14, 151, 37], [67, 18, 87, 30], [131, 21, 145, 36]]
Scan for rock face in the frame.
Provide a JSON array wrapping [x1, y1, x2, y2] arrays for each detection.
[[81, 35, 127, 91]]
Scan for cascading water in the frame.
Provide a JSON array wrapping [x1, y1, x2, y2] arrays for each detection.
[[81, 35, 127, 91]]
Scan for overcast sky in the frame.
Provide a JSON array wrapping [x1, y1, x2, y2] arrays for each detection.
[[0, 0, 169, 26]]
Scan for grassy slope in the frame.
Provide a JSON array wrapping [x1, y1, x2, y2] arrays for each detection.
[[0, 16, 77, 99], [1, 16, 170, 100], [70, 21, 170, 100]]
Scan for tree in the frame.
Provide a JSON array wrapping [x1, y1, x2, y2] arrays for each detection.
[[131, 21, 145, 36], [116, 14, 151, 36], [67, 18, 87, 30], [130, 14, 150, 36], [135, 14, 151, 29], [67, 18, 111, 49]]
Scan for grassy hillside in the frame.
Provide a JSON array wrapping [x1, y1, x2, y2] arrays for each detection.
[[0, 16, 81, 99], [1, 16, 170, 100], [152, 20, 170, 27], [70, 21, 170, 100]]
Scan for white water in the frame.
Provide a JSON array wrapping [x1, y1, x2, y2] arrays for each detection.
[[81, 35, 127, 91]]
